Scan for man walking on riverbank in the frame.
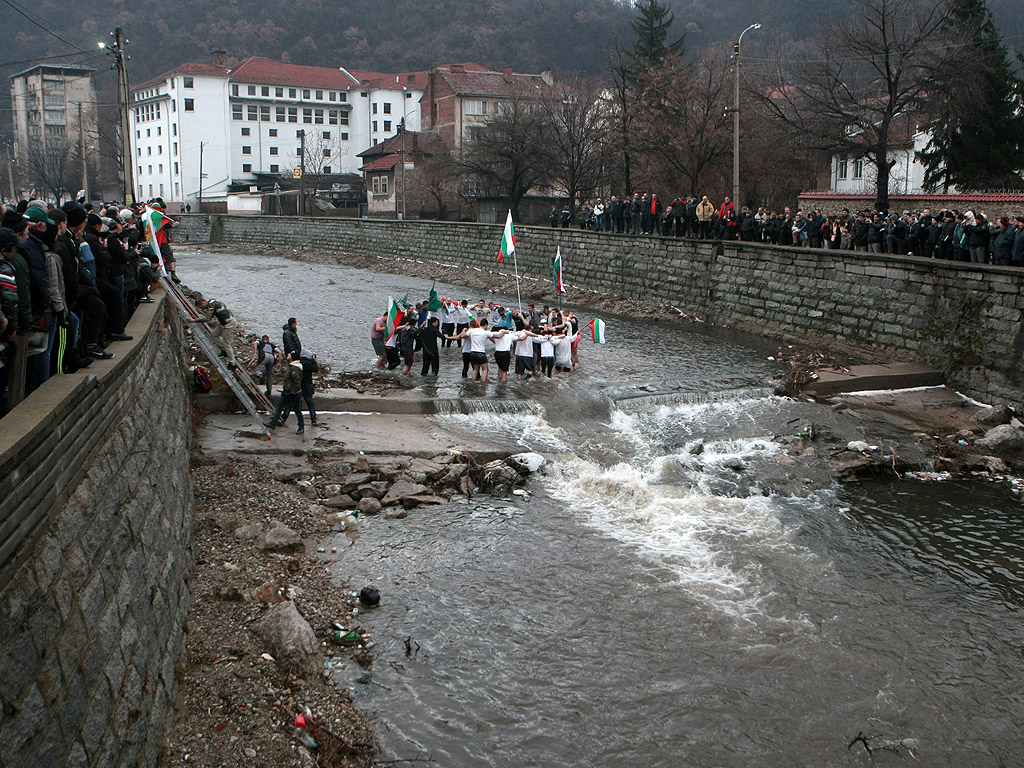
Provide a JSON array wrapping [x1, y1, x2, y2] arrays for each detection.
[[267, 351, 304, 433], [283, 317, 301, 356]]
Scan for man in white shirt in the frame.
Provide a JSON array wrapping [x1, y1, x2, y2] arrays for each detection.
[[448, 319, 506, 382]]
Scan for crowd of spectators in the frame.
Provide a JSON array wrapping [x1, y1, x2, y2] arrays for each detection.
[[0, 197, 169, 419], [556, 196, 1024, 267]]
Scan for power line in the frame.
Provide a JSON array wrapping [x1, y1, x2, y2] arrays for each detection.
[[0, 0, 96, 55], [0, 50, 100, 69]]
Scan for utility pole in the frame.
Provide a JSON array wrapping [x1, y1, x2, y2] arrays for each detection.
[[103, 28, 135, 204], [76, 102, 88, 204], [1, 136, 15, 201], [198, 141, 207, 213], [297, 129, 306, 216], [732, 23, 761, 211]]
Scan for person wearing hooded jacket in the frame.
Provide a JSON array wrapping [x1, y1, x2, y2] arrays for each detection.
[[266, 351, 305, 434], [282, 317, 301, 356]]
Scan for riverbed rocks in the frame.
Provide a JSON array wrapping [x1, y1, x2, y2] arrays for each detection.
[[356, 497, 382, 516], [252, 600, 319, 675], [258, 521, 303, 552], [974, 424, 1024, 459]]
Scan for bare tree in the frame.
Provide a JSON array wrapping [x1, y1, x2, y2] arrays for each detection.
[[603, 35, 637, 196], [458, 87, 549, 220], [636, 47, 733, 197], [750, 0, 967, 211], [23, 137, 76, 202], [537, 75, 610, 221], [405, 153, 465, 220]]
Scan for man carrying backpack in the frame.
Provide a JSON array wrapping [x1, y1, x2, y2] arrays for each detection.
[[188, 297, 238, 368]]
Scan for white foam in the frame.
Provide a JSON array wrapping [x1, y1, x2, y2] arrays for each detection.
[[432, 412, 571, 452]]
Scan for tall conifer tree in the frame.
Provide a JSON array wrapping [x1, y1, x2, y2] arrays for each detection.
[[629, 0, 685, 71]]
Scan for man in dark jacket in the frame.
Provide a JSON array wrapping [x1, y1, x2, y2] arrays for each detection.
[[266, 351, 305, 434], [83, 213, 131, 343], [282, 317, 301, 356], [299, 349, 319, 426], [0, 229, 20, 416]]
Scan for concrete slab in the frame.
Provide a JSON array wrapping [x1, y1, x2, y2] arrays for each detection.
[[194, 411, 521, 460], [802, 363, 944, 397]]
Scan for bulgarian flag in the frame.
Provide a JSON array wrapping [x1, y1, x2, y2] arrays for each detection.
[[142, 207, 167, 275], [589, 317, 606, 344], [499, 209, 515, 263], [385, 296, 404, 341], [553, 246, 565, 294]]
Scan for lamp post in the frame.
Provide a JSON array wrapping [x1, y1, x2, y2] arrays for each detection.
[[733, 22, 761, 211], [400, 86, 413, 220]]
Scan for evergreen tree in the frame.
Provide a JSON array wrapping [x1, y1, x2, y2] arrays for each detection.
[[629, 0, 686, 71], [918, 0, 1024, 190]]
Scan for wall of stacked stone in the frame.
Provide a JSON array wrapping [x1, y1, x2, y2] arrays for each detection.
[[0, 297, 194, 768], [176, 215, 1024, 404]]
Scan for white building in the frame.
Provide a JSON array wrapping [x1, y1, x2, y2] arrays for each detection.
[[9, 65, 97, 199], [129, 57, 424, 210], [829, 113, 953, 196]]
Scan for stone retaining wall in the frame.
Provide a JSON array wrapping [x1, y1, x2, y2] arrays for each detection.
[[0, 295, 193, 768], [176, 215, 1024, 405]]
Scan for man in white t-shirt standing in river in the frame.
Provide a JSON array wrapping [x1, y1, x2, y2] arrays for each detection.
[[447, 319, 507, 382]]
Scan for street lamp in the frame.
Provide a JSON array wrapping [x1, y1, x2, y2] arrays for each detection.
[[400, 86, 413, 220], [733, 22, 761, 211]]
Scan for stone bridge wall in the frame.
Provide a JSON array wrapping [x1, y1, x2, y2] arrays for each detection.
[[176, 215, 1024, 405], [0, 297, 193, 767]]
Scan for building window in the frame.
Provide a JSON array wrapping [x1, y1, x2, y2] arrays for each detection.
[[173, 142, 178, 154], [184, 98, 194, 111], [303, 89, 310, 99], [837, 159, 848, 180], [288, 107, 297, 123], [233, 104, 243, 120], [276, 107, 285, 122], [852, 159, 864, 179], [248, 105, 258, 120], [157, 126, 162, 135], [323, 148, 331, 157], [329, 92, 336, 102], [322, 131, 331, 140], [323, 166, 331, 174], [242, 163, 252, 173], [384, 121, 391, 132], [158, 163, 163, 173], [262, 86, 270, 97], [270, 146, 278, 155], [138, 165, 142, 175], [232, 84, 239, 96], [341, 132, 348, 141], [383, 102, 391, 114], [303, 108, 312, 123], [339, 114, 349, 126], [174, 162, 179, 174], [158, 146, 163, 155], [276, 87, 283, 97], [160, 183, 165, 196], [183, 76, 194, 88], [465, 99, 488, 115], [372, 120, 378, 132], [242, 127, 251, 136], [242, 146, 252, 154], [147, 146, 152, 155], [289, 88, 297, 98], [372, 103, 378, 115], [269, 128, 278, 137], [248, 85, 256, 95], [315, 90, 323, 100], [175, 182, 180, 196], [147, 164, 152, 174], [172, 123, 177, 136], [136, 130, 141, 138], [340, 92, 347, 102], [314, 108, 324, 124], [372, 175, 389, 195], [146, 128, 151, 137], [149, 184, 153, 196], [260, 105, 270, 121], [270, 164, 279, 173], [328, 110, 338, 125], [405, 91, 412, 99]]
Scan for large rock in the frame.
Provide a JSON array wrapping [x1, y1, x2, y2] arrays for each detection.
[[341, 473, 372, 494], [251, 601, 318, 674], [974, 424, 1024, 457], [401, 493, 445, 508], [258, 521, 302, 552], [234, 523, 263, 542], [353, 481, 389, 500], [356, 497, 382, 516], [380, 481, 431, 507], [973, 405, 1015, 427], [323, 494, 357, 510]]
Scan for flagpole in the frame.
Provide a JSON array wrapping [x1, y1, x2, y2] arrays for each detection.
[[512, 249, 523, 312]]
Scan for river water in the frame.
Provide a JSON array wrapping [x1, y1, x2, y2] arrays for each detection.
[[184, 248, 1024, 767]]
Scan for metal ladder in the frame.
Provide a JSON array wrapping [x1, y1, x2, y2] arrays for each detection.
[[161, 276, 273, 439]]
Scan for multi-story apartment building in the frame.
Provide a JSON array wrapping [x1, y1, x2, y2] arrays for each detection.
[[130, 57, 424, 209], [9, 65, 97, 197]]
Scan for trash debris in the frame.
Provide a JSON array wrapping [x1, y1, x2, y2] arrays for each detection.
[[358, 586, 380, 607]]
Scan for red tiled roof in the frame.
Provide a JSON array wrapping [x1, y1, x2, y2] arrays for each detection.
[[433, 64, 553, 97], [229, 57, 357, 90], [360, 155, 400, 172], [133, 62, 229, 93], [357, 130, 447, 158]]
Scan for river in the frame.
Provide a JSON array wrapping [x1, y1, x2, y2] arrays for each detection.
[[184, 247, 1024, 767]]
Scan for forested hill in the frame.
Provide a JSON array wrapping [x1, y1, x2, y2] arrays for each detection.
[[2, 0, 1021, 87]]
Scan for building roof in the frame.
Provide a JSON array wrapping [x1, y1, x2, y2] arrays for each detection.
[[10, 63, 93, 80], [133, 62, 229, 92], [431, 63, 553, 97], [357, 129, 447, 159], [229, 57, 358, 90], [346, 70, 429, 90], [360, 155, 401, 172]]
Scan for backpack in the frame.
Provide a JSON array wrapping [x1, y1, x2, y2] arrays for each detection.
[[210, 300, 232, 326], [193, 365, 212, 393]]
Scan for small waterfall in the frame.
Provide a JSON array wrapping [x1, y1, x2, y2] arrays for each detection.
[[430, 399, 545, 416], [611, 386, 775, 413]]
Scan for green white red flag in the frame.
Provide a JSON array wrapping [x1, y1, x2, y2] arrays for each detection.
[[553, 246, 565, 294], [589, 317, 606, 344], [385, 296, 404, 341], [499, 209, 515, 263], [142, 206, 167, 275]]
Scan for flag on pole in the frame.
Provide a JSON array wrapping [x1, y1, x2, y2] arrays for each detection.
[[428, 281, 442, 312], [398, 293, 409, 308], [589, 317, 606, 344], [499, 209, 515, 263], [142, 206, 167, 274], [385, 296, 404, 341], [553, 246, 565, 294]]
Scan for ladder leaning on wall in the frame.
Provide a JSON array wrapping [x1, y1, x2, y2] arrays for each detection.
[[161, 276, 273, 440]]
